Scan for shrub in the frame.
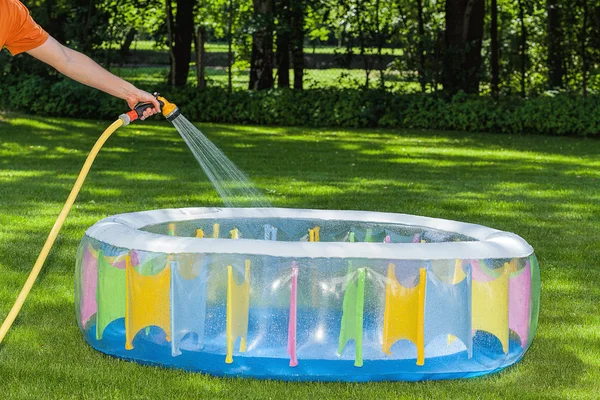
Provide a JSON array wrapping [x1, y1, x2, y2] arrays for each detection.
[[1, 75, 599, 136]]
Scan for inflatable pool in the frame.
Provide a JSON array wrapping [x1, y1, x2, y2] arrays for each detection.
[[75, 207, 540, 381]]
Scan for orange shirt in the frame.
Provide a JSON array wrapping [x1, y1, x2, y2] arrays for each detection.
[[0, 0, 49, 55]]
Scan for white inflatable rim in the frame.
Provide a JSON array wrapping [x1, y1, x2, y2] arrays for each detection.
[[85, 207, 534, 261]]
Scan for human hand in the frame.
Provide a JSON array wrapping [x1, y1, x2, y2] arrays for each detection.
[[125, 89, 162, 120]]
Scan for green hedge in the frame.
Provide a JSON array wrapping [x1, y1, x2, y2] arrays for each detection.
[[2, 74, 599, 136]]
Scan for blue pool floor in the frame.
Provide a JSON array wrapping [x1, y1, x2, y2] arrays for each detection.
[[82, 308, 526, 382]]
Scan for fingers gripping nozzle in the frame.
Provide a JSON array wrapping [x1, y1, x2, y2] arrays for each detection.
[[118, 92, 180, 126]]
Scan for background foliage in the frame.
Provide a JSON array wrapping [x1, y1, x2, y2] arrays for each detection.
[[1, 0, 599, 134], [2, 74, 599, 135]]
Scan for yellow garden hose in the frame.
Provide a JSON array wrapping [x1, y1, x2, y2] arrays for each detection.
[[0, 118, 124, 344], [0, 95, 179, 345]]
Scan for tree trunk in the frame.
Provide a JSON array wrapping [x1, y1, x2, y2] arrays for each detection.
[[117, 27, 136, 72], [172, 0, 194, 86], [581, 0, 589, 96], [356, 0, 370, 88], [249, 0, 275, 90], [416, 0, 426, 92], [396, 2, 416, 78], [433, 32, 443, 91], [120, 28, 137, 59], [227, 0, 234, 93], [442, 0, 485, 95], [195, 26, 206, 89], [490, 0, 499, 95], [275, 0, 291, 88], [595, 6, 600, 51], [518, 0, 527, 97], [166, 0, 176, 86], [290, 0, 304, 90], [593, 6, 600, 88], [547, 0, 564, 89], [83, 0, 95, 53], [375, 0, 386, 89]]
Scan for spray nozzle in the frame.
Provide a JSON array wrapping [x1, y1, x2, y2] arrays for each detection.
[[154, 93, 180, 122], [119, 92, 180, 126]]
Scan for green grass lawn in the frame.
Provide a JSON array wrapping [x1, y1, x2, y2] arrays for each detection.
[[0, 112, 599, 399], [114, 66, 420, 91], [130, 40, 403, 56], [107, 40, 410, 90]]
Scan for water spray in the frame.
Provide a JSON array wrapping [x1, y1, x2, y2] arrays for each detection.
[[0, 94, 177, 345]]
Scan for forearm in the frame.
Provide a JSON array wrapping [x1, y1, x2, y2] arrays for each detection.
[[40, 39, 136, 101], [53, 46, 137, 101], [27, 36, 161, 114]]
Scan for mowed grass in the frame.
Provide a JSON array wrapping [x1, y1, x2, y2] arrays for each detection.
[[114, 66, 419, 91], [0, 112, 599, 399], [130, 40, 403, 55]]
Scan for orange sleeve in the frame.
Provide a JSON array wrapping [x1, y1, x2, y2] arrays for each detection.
[[3, 0, 49, 55]]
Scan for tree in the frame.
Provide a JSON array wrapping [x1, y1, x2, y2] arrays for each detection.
[[165, 0, 177, 85], [373, 0, 392, 89], [69, 0, 109, 54], [443, 0, 486, 95], [120, 28, 138, 60], [547, 0, 564, 89], [417, 0, 427, 92], [491, 0, 500, 95], [169, 0, 195, 86], [591, 4, 600, 93], [195, 25, 207, 88], [517, 0, 527, 97], [249, 0, 275, 90], [226, 0, 236, 92], [195, 0, 253, 92], [275, 0, 292, 88], [99, 0, 157, 68], [580, 0, 589, 96], [290, 0, 305, 89]]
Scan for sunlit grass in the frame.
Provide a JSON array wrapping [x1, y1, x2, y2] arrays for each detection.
[[112, 66, 419, 91], [0, 113, 599, 399], [130, 40, 403, 56]]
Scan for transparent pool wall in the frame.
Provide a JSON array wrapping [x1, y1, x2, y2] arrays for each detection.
[[74, 218, 540, 381]]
